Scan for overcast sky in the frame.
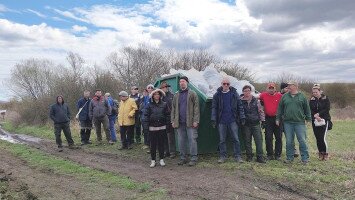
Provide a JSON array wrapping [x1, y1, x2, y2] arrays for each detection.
[[1, 0, 355, 101]]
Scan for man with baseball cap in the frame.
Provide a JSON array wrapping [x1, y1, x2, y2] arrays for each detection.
[[276, 81, 312, 164], [259, 82, 283, 160]]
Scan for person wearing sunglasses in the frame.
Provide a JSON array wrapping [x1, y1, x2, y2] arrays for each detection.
[[211, 77, 246, 163]]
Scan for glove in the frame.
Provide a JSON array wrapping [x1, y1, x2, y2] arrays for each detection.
[[241, 119, 246, 126], [261, 121, 266, 129], [211, 121, 216, 128]]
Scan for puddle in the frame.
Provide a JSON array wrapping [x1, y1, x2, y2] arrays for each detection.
[[0, 125, 42, 144]]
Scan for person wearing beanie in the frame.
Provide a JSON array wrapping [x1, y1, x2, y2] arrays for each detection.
[[171, 76, 200, 166], [118, 90, 138, 149], [309, 84, 332, 161], [89, 89, 113, 145], [280, 82, 288, 94], [143, 89, 170, 167]]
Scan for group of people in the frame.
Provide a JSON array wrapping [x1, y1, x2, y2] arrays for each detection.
[[49, 76, 331, 167]]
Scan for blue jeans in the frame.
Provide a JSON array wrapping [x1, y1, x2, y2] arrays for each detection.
[[108, 115, 117, 142], [177, 124, 198, 161], [283, 122, 309, 161], [218, 122, 242, 159]]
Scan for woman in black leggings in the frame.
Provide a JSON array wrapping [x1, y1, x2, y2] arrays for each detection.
[[143, 89, 170, 167], [309, 84, 331, 160]]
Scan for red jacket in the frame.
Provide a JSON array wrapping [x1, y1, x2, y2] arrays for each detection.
[[259, 92, 282, 117]]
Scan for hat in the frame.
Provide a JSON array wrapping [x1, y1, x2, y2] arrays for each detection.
[[118, 91, 128, 97], [105, 93, 111, 97], [146, 84, 154, 90], [267, 82, 276, 88], [313, 83, 321, 89], [131, 86, 138, 90], [179, 76, 189, 83], [287, 81, 298, 86], [280, 82, 288, 90], [160, 81, 171, 89]]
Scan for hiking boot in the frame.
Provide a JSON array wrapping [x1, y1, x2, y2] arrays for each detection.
[[160, 159, 166, 167], [323, 153, 329, 161], [284, 159, 293, 164], [218, 157, 226, 164], [58, 146, 63, 152], [150, 160, 156, 168], [177, 159, 188, 165], [246, 156, 253, 162], [256, 157, 266, 164], [188, 160, 197, 166], [235, 157, 244, 163], [294, 149, 299, 158]]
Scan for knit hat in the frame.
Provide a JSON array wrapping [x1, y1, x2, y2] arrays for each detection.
[[118, 91, 129, 97], [179, 76, 189, 83], [280, 82, 288, 90], [146, 84, 154, 90]]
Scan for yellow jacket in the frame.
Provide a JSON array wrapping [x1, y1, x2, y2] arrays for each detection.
[[118, 98, 137, 126]]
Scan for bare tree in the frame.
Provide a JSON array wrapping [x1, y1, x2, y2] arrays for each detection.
[[217, 62, 256, 82]]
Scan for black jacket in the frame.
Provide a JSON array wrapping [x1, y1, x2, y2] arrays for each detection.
[[211, 86, 245, 124], [144, 99, 170, 128], [50, 96, 71, 124], [309, 94, 331, 120], [162, 91, 174, 110]]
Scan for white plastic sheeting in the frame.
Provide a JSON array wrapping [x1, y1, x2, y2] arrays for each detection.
[[163, 65, 256, 98]]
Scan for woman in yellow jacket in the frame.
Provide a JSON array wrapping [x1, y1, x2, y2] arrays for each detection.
[[118, 91, 138, 150]]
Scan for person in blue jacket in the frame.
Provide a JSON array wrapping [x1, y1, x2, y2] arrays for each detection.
[[76, 90, 92, 145]]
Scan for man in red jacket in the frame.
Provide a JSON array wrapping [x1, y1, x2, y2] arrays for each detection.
[[259, 83, 283, 160]]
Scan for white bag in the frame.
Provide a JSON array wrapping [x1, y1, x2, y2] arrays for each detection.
[[314, 118, 326, 126]]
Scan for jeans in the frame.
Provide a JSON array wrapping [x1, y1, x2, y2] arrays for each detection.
[[242, 123, 264, 158], [218, 122, 242, 159], [120, 125, 134, 148], [108, 115, 117, 142], [54, 122, 74, 147], [283, 122, 309, 161], [93, 116, 111, 142], [177, 124, 198, 161], [265, 116, 282, 157]]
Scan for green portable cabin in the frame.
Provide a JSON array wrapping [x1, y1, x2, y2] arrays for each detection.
[[154, 73, 245, 154]]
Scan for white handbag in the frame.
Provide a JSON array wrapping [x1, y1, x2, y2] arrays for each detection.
[[314, 118, 326, 126]]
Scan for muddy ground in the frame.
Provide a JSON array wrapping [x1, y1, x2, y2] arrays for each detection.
[[0, 128, 319, 200]]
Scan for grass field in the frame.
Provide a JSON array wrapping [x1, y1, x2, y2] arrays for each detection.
[[1, 120, 355, 199]]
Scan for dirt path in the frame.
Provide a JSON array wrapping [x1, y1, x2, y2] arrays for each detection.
[[0, 128, 316, 200]]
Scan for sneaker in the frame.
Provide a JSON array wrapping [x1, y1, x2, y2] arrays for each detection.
[[178, 159, 188, 165], [235, 157, 244, 163], [160, 159, 166, 166], [188, 160, 197, 166], [108, 140, 115, 145], [218, 157, 226, 163], [142, 145, 149, 150], [150, 160, 156, 168], [256, 157, 266, 163], [128, 145, 133, 149], [146, 150, 150, 154], [58, 146, 63, 152], [284, 159, 293, 164], [302, 160, 309, 165]]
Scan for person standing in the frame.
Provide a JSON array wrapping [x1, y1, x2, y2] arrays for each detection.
[[118, 91, 138, 150], [171, 76, 200, 166], [50, 95, 75, 152], [309, 84, 331, 161], [276, 81, 312, 164], [259, 83, 283, 160], [211, 77, 246, 163], [143, 89, 170, 167], [160, 81, 176, 158], [241, 85, 266, 163], [89, 89, 113, 144], [105, 93, 118, 143], [76, 90, 92, 145], [140, 88, 151, 149], [129, 86, 142, 144]]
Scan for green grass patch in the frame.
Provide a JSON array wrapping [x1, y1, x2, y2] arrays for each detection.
[[0, 140, 166, 199]]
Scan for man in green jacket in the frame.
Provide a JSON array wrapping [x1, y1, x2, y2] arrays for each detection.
[[276, 81, 312, 164], [171, 76, 200, 166]]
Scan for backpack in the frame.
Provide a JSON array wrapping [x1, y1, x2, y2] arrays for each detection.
[[111, 99, 119, 115]]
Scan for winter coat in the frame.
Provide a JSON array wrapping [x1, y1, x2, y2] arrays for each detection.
[[76, 97, 91, 121], [144, 99, 170, 129], [118, 98, 137, 126], [50, 96, 71, 124], [309, 94, 331, 120], [241, 95, 265, 125], [211, 86, 245, 124], [162, 91, 174, 110], [171, 89, 200, 128], [89, 96, 111, 120]]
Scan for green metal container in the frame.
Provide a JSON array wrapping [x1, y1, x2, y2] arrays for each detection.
[[154, 74, 245, 154]]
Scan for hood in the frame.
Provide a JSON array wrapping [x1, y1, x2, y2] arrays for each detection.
[[149, 89, 166, 100]]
